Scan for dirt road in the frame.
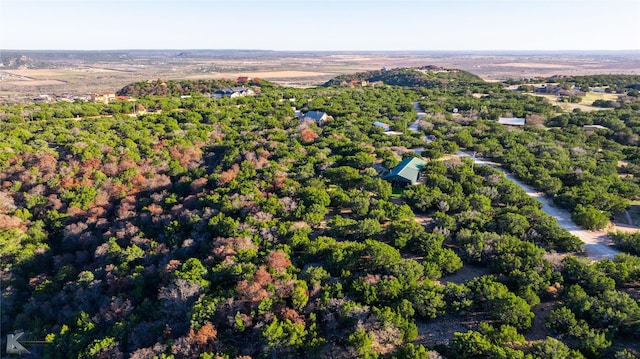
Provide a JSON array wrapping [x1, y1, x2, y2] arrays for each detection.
[[459, 153, 619, 260], [409, 101, 427, 133]]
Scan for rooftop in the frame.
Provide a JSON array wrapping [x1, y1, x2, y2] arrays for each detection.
[[304, 110, 328, 122], [498, 117, 526, 126], [384, 157, 427, 185]]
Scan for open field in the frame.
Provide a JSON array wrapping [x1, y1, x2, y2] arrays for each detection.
[[1, 79, 68, 87], [497, 62, 568, 69], [530, 93, 616, 112], [1, 50, 639, 103], [184, 70, 333, 79], [581, 91, 620, 105], [183, 70, 335, 85]]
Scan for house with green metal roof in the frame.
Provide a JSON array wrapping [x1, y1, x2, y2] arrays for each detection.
[[383, 157, 427, 187]]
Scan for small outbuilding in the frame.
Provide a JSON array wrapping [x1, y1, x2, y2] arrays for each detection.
[[498, 117, 526, 126], [583, 125, 610, 130], [373, 121, 391, 131], [383, 157, 427, 187]]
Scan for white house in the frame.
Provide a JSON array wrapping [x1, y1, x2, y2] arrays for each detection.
[[373, 121, 391, 131], [498, 117, 526, 126], [302, 110, 329, 124]]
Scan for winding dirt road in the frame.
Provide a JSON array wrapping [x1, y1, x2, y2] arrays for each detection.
[[460, 153, 619, 260], [409, 101, 619, 260]]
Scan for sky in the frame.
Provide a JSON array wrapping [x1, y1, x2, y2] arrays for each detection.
[[1, 0, 639, 51]]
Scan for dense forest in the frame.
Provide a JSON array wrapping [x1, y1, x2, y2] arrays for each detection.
[[1, 69, 640, 358]]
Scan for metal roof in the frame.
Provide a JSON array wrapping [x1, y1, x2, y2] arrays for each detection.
[[498, 117, 526, 126], [373, 121, 390, 128], [304, 110, 327, 122], [383, 157, 427, 185]]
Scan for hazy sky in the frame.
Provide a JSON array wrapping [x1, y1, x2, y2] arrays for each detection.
[[1, 0, 639, 51]]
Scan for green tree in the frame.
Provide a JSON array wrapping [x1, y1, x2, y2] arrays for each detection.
[[302, 204, 329, 226], [388, 219, 424, 249], [354, 218, 383, 239], [174, 258, 209, 287], [393, 344, 432, 359], [531, 337, 585, 359], [572, 204, 609, 230], [262, 318, 307, 355], [347, 328, 377, 358]]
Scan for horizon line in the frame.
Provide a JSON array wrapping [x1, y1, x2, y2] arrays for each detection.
[[2, 48, 640, 53]]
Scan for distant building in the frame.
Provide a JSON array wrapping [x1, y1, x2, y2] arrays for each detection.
[[33, 94, 53, 103], [498, 117, 526, 126], [556, 88, 586, 97], [373, 121, 391, 131], [91, 92, 116, 104], [236, 76, 253, 83], [383, 157, 427, 187], [302, 110, 329, 124], [213, 86, 255, 98], [534, 86, 547, 93], [583, 125, 610, 130], [56, 93, 75, 102], [341, 79, 377, 88], [535, 84, 585, 97]]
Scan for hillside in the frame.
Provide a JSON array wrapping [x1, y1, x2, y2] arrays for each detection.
[[0, 55, 40, 69]]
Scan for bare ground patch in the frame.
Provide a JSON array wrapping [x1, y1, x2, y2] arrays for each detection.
[[544, 251, 572, 266], [414, 213, 432, 226], [415, 312, 486, 347], [525, 301, 555, 342], [610, 222, 640, 234], [184, 70, 332, 80], [1, 79, 67, 86], [438, 265, 491, 285], [497, 62, 569, 69], [7, 69, 70, 77]]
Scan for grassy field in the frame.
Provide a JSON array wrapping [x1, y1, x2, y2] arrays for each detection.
[[530, 93, 616, 112], [580, 91, 619, 105]]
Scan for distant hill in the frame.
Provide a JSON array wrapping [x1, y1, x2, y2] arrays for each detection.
[[323, 65, 485, 88], [0, 54, 40, 69]]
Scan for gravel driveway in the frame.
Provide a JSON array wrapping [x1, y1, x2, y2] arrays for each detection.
[[460, 151, 619, 260]]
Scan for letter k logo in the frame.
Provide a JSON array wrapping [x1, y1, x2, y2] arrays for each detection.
[[7, 332, 30, 355]]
